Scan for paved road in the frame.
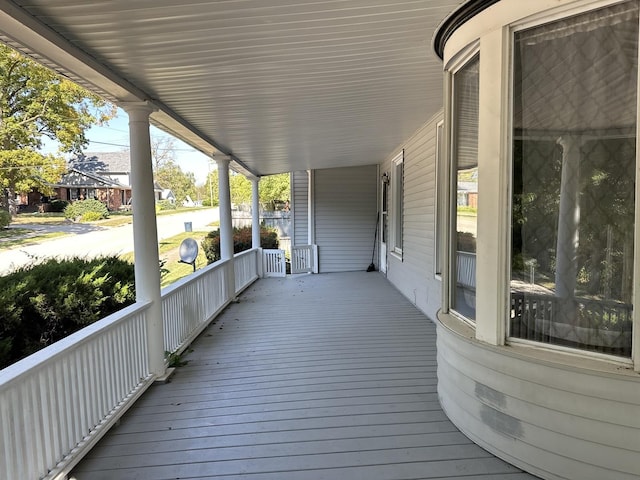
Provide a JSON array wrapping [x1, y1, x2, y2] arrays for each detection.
[[0, 208, 219, 275]]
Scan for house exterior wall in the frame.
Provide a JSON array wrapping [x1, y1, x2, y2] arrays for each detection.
[[314, 165, 377, 273], [435, 1, 640, 479], [383, 112, 443, 320], [291, 170, 309, 245], [104, 172, 130, 186]]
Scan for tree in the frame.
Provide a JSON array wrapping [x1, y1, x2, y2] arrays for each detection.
[[155, 159, 197, 204], [0, 44, 116, 213], [201, 170, 290, 208], [150, 135, 177, 173], [259, 173, 290, 208], [200, 168, 218, 206], [229, 172, 252, 205]]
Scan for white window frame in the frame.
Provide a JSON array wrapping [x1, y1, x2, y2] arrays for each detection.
[[391, 150, 404, 258], [503, 0, 640, 366], [447, 47, 480, 326], [435, 120, 445, 279]]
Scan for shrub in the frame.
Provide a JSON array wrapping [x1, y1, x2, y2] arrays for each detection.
[[64, 199, 109, 221], [80, 211, 105, 222], [49, 199, 69, 213], [456, 231, 476, 253], [0, 256, 135, 368], [0, 209, 10, 228], [156, 200, 177, 212], [202, 226, 278, 264]]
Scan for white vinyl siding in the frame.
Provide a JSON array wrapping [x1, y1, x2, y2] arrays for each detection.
[[314, 165, 377, 273], [384, 112, 443, 320], [291, 170, 309, 245]]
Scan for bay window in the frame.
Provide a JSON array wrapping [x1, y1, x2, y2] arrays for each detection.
[[451, 54, 479, 321], [509, 1, 638, 357]]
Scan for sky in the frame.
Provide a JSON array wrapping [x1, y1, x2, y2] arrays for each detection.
[[43, 108, 214, 185]]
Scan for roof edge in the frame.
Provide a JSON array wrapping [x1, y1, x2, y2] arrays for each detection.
[[433, 0, 501, 59]]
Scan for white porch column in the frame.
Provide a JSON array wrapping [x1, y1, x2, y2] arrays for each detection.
[[555, 136, 582, 301], [307, 169, 315, 245], [123, 102, 165, 377], [251, 176, 261, 249], [216, 156, 236, 296]]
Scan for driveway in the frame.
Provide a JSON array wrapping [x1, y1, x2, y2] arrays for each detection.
[[0, 208, 219, 275]]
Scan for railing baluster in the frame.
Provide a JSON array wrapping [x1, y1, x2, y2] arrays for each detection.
[[1, 249, 260, 480]]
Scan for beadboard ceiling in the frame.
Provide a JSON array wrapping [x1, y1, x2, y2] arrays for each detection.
[[0, 0, 464, 176]]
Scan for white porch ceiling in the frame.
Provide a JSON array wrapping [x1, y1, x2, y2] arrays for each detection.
[[0, 0, 464, 177]]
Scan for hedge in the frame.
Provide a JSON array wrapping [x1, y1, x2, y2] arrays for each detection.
[[0, 256, 135, 368], [202, 226, 278, 264], [64, 199, 109, 221]]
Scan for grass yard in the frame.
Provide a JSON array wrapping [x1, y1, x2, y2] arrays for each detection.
[[11, 213, 67, 225], [121, 230, 210, 288], [0, 228, 69, 249]]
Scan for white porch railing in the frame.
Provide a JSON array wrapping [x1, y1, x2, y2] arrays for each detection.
[[456, 251, 476, 289], [291, 244, 317, 274], [0, 248, 260, 480], [234, 248, 260, 294], [263, 248, 286, 277], [0, 301, 153, 480]]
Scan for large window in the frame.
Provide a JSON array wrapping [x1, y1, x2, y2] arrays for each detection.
[[452, 54, 479, 321], [510, 2, 638, 357]]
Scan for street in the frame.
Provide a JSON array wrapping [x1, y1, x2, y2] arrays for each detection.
[[0, 208, 219, 275]]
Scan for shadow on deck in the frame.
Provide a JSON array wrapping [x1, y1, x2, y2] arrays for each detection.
[[71, 272, 537, 480]]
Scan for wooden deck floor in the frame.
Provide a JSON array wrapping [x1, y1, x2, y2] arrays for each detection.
[[71, 272, 537, 480]]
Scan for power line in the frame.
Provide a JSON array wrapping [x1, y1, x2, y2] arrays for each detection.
[[86, 139, 202, 153]]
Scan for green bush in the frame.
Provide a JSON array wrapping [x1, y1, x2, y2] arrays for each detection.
[[456, 231, 477, 253], [64, 199, 109, 221], [202, 226, 278, 264], [0, 256, 135, 368], [80, 211, 104, 222], [0, 209, 10, 228], [49, 199, 69, 213], [156, 200, 177, 211]]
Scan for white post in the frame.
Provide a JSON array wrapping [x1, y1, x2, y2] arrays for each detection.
[[251, 176, 263, 277], [123, 102, 165, 377], [307, 169, 315, 245], [555, 136, 582, 300], [251, 176, 261, 249], [216, 156, 236, 296]]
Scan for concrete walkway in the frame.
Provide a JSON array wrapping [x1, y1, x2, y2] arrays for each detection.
[[0, 208, 219, 274]]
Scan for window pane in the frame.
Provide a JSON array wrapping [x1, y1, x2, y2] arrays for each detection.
[[394, 160, 404, 252], [452, 55, 479, 320], [510, 2, 638, 357]]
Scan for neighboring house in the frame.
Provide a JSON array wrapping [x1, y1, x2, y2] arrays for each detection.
[[53, 167, 131, 211], [154, 183, 175, 203], [70, 151, 132, 186], [182, 195, 195, 207], [456, 181, 478, 208], [52, 151, 133, 210], [160, 188, 175, 203]]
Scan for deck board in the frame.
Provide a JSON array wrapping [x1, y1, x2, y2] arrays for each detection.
[[71, 272, 538, 480]]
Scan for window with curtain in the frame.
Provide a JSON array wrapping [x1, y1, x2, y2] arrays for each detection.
[[510, 1, 638, 357]]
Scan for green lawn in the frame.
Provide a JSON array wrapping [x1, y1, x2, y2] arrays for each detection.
[[0, 228, 68, 249], [11, 213, 67, 225], [121, 230, 211, 288]]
